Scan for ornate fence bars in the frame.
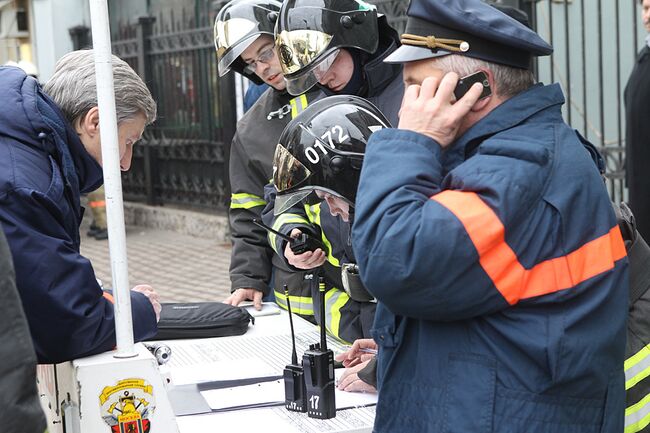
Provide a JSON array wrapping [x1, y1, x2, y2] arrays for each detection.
[[525, 0, 644, 203], [112, 7, 236, 211]]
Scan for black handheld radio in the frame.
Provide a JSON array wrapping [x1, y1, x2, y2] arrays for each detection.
[[283, 284, 308, 412], [253, 218, 326, 255], [303, 277, 336, 419]]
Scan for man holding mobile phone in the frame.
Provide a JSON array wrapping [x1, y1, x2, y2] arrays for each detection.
[[352, 0, 629, 432]]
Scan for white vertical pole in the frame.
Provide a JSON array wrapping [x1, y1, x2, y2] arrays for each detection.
[[88, 0, 136, 358]]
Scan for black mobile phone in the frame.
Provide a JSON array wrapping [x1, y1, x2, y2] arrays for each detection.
[[453, 71, 491, 101]]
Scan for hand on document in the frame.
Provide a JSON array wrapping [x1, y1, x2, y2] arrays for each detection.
[[336, 359, 377, 393], [335, 338, 378, 393]]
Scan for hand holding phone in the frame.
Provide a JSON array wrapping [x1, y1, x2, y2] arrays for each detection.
[[398, 72, 486, 147], [454, 71, 491, 101]]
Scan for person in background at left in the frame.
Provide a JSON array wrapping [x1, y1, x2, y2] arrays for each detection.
[[86, 184, 108, 240], [244, 82, 269, 112], [625, 0, 650, 240], [0, 50, 160, 364]]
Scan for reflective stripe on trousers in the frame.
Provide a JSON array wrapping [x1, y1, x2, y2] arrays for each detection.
[[626, 343, 650, 432]]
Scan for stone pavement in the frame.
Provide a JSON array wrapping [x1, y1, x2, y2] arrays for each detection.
[[80, 211, 233, 303]]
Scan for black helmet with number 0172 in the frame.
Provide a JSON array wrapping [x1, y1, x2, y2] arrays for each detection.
[[275, 0, 379, 95], [214, 0, 281, 84], [273, 95, 391, 215]]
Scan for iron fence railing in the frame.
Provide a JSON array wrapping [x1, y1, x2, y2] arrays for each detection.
[[112, 3, 235, 211], [519, 0, 643, 203]]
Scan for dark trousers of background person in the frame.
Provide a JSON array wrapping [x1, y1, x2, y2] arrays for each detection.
[[0, 223, 47, 433], [87, 184, 108, 240], [625, 45, 650, 240]]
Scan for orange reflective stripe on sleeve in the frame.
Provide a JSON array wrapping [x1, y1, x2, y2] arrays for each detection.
[[103, 292, 115, 304], [89, 200, 106, 208], [431, 190, 627, 305]]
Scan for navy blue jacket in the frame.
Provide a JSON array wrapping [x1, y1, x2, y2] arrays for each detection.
[[0, 66, 157, 364], [353, 84, 629, 432]]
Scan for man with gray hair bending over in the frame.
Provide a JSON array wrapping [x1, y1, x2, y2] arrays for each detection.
[[0, 50, 161, 364]]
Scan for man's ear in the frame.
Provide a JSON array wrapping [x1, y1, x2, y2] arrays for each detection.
[[75, 106, 100, 137], [470, 69, 496, 112]]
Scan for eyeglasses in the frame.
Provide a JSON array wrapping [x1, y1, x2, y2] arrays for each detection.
[[243, 45, 276, 74]]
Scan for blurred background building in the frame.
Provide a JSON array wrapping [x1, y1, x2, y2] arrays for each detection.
[[0, 0, 32, 66]]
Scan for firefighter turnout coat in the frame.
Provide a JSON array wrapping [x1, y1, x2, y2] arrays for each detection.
[[228, 86, 320, 317], [261, 18, 404, 343], [352, 83, 629, 433]]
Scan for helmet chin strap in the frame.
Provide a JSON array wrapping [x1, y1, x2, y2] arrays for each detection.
[[347, 206, 355, 247]]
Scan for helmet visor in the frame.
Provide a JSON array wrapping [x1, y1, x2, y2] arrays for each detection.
[[272, 143, 315, 214], [214, 17, 258, 52], [284, 49, 339, 95], [274, 190, 314, 215], [277, 29, 333, 75], [214, 18, 258, 75], [273, 143, 312, 193]]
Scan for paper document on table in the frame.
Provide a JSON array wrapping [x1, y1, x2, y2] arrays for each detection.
[[176, 406, 375, 433], [199, 369, 376, 411], [334, 369, 378, 409], [240, 301, 282, 317], [200, 378, 284, 410], [165, 330, 346, 385], [274, 406, 376, 432]]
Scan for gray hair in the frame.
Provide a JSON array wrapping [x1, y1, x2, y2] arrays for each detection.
[[432, 54, 536, 98], [43, 50, 157, 126]]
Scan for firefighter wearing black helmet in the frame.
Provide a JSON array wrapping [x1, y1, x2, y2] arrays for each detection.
[[263, 0, 403, 342], [215, 0, 322, 316], [262, 95, 390, 343]]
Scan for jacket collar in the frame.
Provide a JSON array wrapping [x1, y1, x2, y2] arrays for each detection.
[[444, 83, 565, 169], [360, 16, 403, 98], [34, 89, 104, 195]]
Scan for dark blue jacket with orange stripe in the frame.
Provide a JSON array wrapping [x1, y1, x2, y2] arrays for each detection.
[[0, 67, 157, 364], [352, 83, 629, 433]]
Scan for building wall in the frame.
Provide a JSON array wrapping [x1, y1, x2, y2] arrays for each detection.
[[0, 0, 31, 65], [31, 0, 91, 81], [107, 0, 146, 34]]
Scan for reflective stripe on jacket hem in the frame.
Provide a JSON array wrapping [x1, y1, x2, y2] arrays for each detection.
[[274, 289, 314, 316], [230, 193, 266, 209]]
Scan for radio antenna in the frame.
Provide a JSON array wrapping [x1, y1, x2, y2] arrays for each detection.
[[285, 284, 298, 365], [319, 277, 327, 351]]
